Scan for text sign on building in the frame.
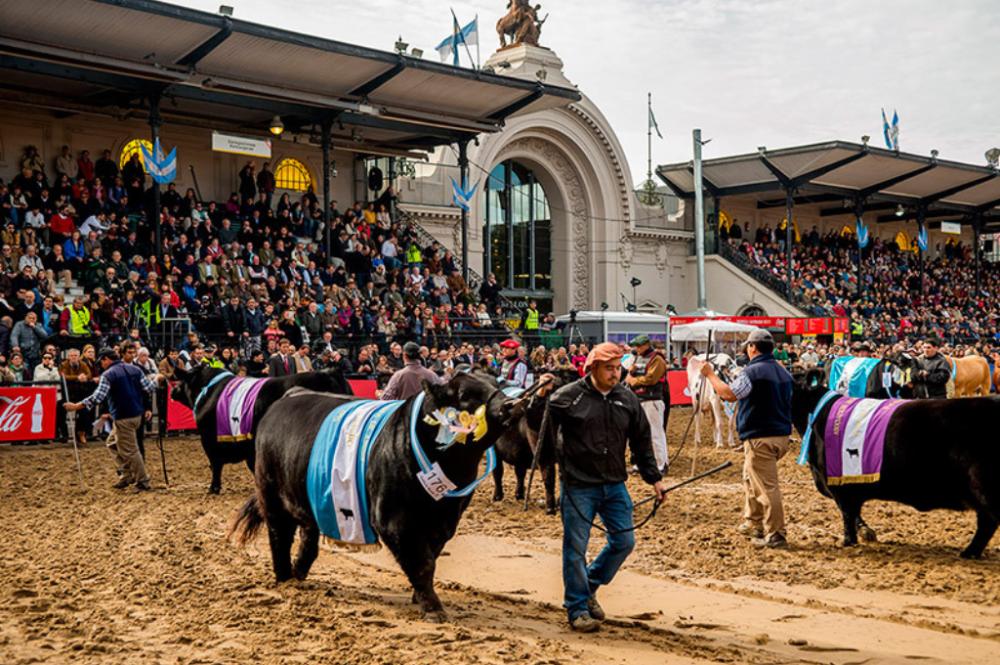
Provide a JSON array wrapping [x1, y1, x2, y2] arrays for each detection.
[[0, 386, 58, 441], [211, 131, 272, 158], [940, 221, 962, 235]]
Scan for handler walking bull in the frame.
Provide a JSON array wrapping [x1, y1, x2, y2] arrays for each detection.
[[625, 335, 669, 472], [548, 342, 668, 632], [700, 329, 793, 548]]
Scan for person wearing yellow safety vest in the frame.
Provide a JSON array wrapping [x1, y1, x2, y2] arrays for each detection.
[[519, 300, 541, 347], [850, 317, 864, 340], [59, 296, 98, 338], [405, 241, 423, 267]]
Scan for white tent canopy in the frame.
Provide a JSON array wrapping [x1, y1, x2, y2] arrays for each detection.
[[669, 319, 761, 342]]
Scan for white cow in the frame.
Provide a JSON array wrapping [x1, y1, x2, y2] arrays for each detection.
[[686, 353, 741, 448]]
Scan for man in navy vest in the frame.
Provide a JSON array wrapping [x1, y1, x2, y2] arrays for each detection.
[[66, 344, 161, 491], [700, 329, 793, 548]]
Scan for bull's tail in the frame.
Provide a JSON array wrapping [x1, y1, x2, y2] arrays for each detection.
[[228, 494, 265, 547]]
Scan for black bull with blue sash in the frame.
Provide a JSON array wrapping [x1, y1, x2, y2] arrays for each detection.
[[229, 372, 520, 619]]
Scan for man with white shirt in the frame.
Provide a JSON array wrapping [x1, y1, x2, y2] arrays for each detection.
[[80, 211, 111, 236]]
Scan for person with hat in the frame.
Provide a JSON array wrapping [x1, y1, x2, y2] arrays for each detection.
[[625, 335, 669, 472], [547, 342, 669, 632], [915, 338, 950, 399], [498, 339, 528, 389], [699, 328, 793, 549], [65, 343, 162, 491], [380, 341, 441, 400]]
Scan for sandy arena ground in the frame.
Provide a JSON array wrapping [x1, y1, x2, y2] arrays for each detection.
[[2, 407, 999, 664]]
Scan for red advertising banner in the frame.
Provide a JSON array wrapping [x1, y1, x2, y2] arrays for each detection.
[[166, 382, 197, 432], [667, 370, 691, 406], [347, 379, 378, 399], [833, 317, 849, 333], [0, 386, 58, 441], [670, 316, 785, 331]]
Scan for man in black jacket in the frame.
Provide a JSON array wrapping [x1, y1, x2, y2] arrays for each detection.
[[548, 342, 668, 633], [916, 339, 951, 398]]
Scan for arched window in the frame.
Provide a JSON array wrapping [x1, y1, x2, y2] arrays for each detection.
[[119, 139, 152, 170], [738, 304, 767, 317], [483, 160, 551, 294], [274, 158, 313, 192], [895, 231, 910, 252]]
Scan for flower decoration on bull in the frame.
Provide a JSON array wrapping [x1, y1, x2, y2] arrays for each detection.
[[423, 405, 489, 449]]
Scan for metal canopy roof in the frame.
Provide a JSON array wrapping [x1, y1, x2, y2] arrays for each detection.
[[657, 141, 1000, 229], [0, 0, 580, 153]]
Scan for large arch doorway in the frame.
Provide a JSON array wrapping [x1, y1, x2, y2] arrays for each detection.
[[483, 160, 553, 310]]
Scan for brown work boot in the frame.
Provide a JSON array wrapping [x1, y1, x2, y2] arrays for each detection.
[[586, 596, 606, 622], [736, 521, 764, 539], [112, 477, 131, 490], [134, 481, 152, 492], [752, 533, 788, 549], [569, 612, 601, 633]]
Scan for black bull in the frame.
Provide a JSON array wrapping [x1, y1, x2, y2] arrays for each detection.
[[228, 373, 518, 619], [793, 368, 999, 558], [171, 366, 353, 493]]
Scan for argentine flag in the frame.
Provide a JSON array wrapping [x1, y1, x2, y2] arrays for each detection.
[[140, 138, 177, 185], [881, 108, 900, 151], [436, 16, 477, 65], [450, 176, 478, 212], [856, 219, 869, 249]]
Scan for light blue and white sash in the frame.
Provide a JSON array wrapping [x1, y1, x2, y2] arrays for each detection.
[[194, 371, 233, 409]]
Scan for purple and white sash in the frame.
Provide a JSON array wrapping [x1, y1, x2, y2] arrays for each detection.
[[216, 377, 268, 442], [823, 397, 905, 485]]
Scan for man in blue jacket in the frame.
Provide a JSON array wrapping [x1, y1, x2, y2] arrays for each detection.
[[700, 329, 793, 548], [66, 343, 161, 491]]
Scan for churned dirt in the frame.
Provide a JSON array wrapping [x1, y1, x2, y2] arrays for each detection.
[[1, 408, 998, 664]]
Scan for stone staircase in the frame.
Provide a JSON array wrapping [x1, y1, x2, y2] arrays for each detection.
[[53, 276, 86, 301]]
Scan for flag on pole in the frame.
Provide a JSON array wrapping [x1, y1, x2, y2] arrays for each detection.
[[139, 138, 177, 184], [882, 108, 900, 151], [450, 177, 478, 212], [856, 219, 870, 249], [649, 105, 663, 139], [435, 16, 478, 65], [917, 224, 928, 252]]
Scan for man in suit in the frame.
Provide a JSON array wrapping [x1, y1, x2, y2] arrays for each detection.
[[268, 338, 297, 377]]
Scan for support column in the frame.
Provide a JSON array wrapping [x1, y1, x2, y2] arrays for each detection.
[[321, 116, 333, 265], [387, 156, 397, 222], [785, 188, 794, 303], [917, 205, 926, 296], [458, 140, 470, 283], [148, 93, 162, 258], [528, 170, 536, 291], [855, 198, 865, 300], [692, 129, 707, 310], [974, 213, 982, 295]]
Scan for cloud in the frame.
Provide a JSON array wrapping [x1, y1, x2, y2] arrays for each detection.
[[174, 0, 1000, 184]]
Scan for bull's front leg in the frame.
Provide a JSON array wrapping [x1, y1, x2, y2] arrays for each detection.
[[542, 464, 557, 515], [961, 511, 998, 559], [837, 496, 861, 547], [856, 514, 877, 543], [209, 460, 223, 494], [491, 462, 505, 502], [514, 464, 527, 501], [397, 543, 446, 620]]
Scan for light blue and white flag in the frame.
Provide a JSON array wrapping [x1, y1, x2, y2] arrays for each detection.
[[856, 219, 870, 249], [436, 16, 477, 66], [450, 176, 478, 212], [917, 224, 928, 252], [140, 138, 177, 184], [882, 108, 900, 151]]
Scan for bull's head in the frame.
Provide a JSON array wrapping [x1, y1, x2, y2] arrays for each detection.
[[170, 364, 225, 411], [789, 366, 826, 439]]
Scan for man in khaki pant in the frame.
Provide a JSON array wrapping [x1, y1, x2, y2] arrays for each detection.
[[66, 344, 160, 491], [700, 329, 793, 548]]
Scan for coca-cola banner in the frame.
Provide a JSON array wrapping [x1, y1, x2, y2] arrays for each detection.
[[0, 386, 58, 441]]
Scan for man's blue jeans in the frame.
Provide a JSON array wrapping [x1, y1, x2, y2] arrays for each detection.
[[561, 482, 635, 620]]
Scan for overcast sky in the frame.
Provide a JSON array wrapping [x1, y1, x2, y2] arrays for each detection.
[[176, 0, 1000, 185]]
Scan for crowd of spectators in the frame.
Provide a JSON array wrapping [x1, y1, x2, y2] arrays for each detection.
[[0, 143, 542, 383], [721, 221, 1000, 344]]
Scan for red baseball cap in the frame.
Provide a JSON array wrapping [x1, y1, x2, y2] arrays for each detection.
[[499, 339, 520, 350]]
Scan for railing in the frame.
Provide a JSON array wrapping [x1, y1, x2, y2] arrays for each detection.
[[719, 241, 798, 306], [396, 208, 524, 327]]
